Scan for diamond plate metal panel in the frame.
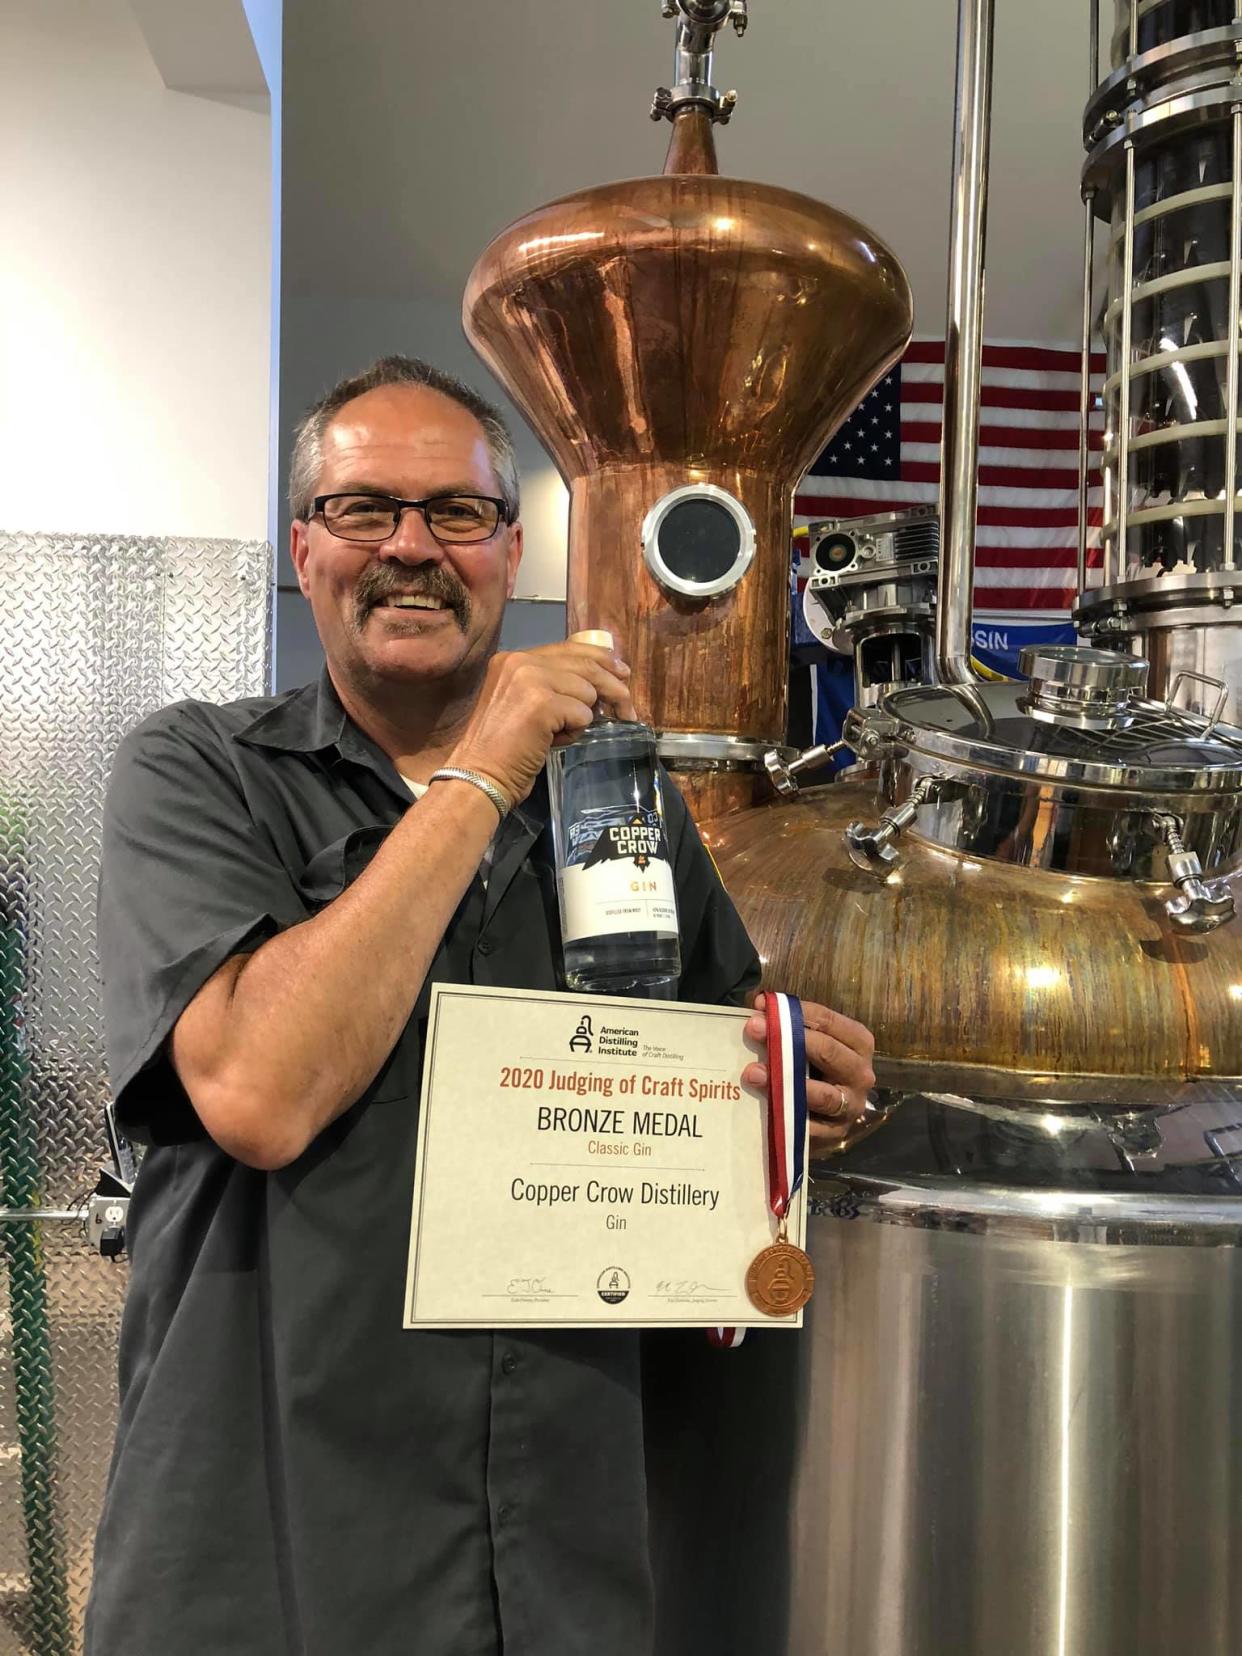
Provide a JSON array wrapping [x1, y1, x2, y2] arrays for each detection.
[[0, 531, 271, 1653], [0, 1227, 128, 1656]]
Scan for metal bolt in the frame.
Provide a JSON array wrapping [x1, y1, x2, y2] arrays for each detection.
[[1162, 817, 1188, 859]]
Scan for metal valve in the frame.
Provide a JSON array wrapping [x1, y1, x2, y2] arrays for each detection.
[[652, 0, 744, 123], [763, 740, 850, 797], [1152, 813, 1236, 934], [845, 775, 941, 872]]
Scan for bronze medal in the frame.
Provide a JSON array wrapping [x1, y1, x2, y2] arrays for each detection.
[[745, 1240, 815, 1317]]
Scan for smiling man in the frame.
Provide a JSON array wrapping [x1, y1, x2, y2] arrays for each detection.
[[85, 356, 874, 1655]]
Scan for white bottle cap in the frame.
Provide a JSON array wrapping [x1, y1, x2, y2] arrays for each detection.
[[570, 628, 615, 649]]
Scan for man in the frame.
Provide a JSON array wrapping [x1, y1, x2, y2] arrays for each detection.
[[86, 355, 875, 1654]]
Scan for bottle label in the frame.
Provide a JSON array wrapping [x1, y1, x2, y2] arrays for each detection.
[[560, 809, 678, 942]]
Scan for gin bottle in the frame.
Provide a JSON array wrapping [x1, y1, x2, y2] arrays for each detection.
[[546, 631, 681, 996]]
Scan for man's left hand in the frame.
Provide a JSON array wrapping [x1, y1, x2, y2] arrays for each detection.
[[742, 991, 876, 1155]]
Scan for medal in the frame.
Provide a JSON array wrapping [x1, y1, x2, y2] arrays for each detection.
[[745, 990, 814, 1319], [710, 991, 813, 1348], [746, 1239, 815, 1316]]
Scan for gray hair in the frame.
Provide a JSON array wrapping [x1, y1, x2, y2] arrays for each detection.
[[287, 354, 520, 523]]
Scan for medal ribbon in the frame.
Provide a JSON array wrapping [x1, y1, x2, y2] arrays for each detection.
[[711, 991, 810, 1352], [764, 991, 809, 1225]]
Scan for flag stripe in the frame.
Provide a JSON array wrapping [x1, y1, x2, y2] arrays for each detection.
[[797, 493, 1098, 528], [904, 339, 1105, 374], [902, 381, 1086, 412], [903, 420, 1105, 452], [974, 587, 1080, 608], [901, 458, 1092, 491]]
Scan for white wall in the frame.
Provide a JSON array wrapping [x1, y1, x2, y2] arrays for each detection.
[[0, 0, 272, 543]]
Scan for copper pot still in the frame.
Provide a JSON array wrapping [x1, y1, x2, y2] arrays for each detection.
[[463, 3, 912, 825]]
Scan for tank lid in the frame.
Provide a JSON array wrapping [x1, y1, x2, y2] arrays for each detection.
[[1018, 644, 1148, 730], [883, 678, 1242, 792]]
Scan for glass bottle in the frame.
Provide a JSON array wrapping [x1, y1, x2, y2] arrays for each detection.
[[546, 630, 681, 997]]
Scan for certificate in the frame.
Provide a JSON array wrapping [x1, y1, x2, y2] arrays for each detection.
[[402, 984, 808, 1329]]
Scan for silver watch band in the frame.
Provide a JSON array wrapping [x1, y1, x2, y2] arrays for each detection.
[[427, 767, 511, 820]]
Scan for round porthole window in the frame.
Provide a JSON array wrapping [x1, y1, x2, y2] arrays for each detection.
[[640, 484, 756, 599]]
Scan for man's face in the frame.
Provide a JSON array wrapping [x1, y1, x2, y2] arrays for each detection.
[[290, 383, 522, 693]]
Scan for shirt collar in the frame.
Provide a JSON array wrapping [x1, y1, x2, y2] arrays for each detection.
[[234, 668, 350, 756]]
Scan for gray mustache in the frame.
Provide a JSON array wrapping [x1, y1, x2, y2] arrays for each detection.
[[353, 566, 470, 631]]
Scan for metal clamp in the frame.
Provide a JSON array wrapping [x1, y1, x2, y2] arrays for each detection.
[[763, 740, 851, 797], [658, 731, 791, 772], [841, 705, 904, 760], [651, 0, 745, 124], [1152, 812, 1235, 933], [846, 775, 942, 873], [1167, 671, 1229, 731]]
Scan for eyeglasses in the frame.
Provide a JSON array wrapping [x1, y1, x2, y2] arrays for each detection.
[[312, 492, 512, 544]]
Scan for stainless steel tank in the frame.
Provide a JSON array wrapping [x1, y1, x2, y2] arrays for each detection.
[[465, 3, 1242, 1651]]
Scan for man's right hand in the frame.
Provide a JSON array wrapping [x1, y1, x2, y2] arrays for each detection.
[[448, 640, 636, 806]]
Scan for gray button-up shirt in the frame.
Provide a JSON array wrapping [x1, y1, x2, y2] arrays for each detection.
[[86, 671, 761, 1656]]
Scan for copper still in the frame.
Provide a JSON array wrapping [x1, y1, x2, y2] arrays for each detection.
[[464, 0, 912, 824], [465, 3, 1242, 1653]]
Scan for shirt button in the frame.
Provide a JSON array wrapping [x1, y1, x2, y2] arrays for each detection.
[[501, 1351, 518, 1376], [477, 938, 494, 956], [497, 1502, 516, 1526]]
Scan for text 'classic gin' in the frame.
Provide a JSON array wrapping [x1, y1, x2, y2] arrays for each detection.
[[546, 632, 681, 996]]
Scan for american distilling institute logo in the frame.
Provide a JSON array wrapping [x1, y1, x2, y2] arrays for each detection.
[[597, 1267, 630, 1305]]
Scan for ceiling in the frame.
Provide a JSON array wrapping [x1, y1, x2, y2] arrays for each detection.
[[130, 0, 269, 110], [283, 0, 1095, 343]]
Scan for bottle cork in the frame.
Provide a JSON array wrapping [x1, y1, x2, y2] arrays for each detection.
[[569, 628, 614, 649]]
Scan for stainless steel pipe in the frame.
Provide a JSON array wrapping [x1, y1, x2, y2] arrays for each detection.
[[935, 0, 995, 686], [1077, 186, 1096, 594]]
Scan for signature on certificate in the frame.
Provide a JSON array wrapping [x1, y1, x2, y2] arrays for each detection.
[[654, 1279, 727, 1299], [506, 1276, 552, 1297]]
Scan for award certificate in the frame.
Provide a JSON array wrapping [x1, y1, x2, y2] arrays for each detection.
[[402, 984, 808, 1329]]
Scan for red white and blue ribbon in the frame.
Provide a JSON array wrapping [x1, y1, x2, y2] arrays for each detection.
[[764, 991, 808, 1222], [711, 991, 810, 1353]]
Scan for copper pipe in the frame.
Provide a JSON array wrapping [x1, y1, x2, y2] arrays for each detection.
[[664, 109, 719, 175]]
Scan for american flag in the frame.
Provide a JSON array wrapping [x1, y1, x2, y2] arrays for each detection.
[[794, 338, 1105, 614]]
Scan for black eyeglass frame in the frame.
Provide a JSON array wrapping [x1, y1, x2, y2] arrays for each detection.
[[310, 491, 514, 544]]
